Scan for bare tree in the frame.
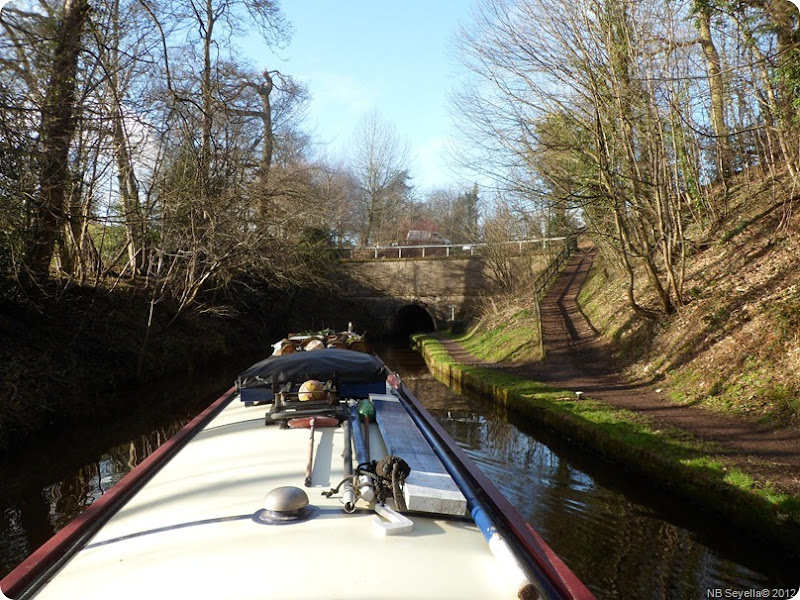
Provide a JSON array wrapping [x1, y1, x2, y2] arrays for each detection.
[[22, 0, 91, 280], [694, 0, 731, 181], [0, 5, 45, 287], [307, 159, 360, 246], [412, 185, 482, 244], [453, 0, 764, 317], [349, 111, 412, 246], [226, 67, 309, 218], [481, 205, 521, 296]]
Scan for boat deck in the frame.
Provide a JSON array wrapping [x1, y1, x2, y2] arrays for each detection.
[[29, 392, 521, 599]]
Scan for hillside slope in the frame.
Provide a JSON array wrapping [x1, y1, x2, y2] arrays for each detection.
[[582, 172, 799, 426]]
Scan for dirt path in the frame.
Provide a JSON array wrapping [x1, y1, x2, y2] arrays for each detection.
[[436, 247, 800, 497]]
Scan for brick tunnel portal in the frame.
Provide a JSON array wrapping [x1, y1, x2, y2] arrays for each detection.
[[389, 304, 436, 339]]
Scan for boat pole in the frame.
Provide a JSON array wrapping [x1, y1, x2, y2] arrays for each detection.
[[341, 418, 356, 513], [305, 418, 316, 487], [287, 416, 339, 488], [390, 380, 576, 600], [348, 403, 375, 502]]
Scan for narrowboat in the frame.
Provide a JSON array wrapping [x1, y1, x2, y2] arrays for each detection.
[[2, 334, 594, 600]]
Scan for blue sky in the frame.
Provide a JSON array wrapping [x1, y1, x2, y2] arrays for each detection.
[[0, 0, 477, 190], [245, 0, 478, 192]]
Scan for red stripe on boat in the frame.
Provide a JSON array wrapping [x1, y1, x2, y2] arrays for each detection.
[[399, 383, 595, 600], [1, 387, 236, 599]]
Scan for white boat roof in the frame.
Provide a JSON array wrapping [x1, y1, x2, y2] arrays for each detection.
[[29, 391, 522, 599]]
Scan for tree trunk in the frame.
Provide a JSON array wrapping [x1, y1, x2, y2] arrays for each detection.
[[613, 208, 653, 319], [731, 7, 797, 177], [109, 0, 145, 275], [257, 70, 274, 182], [695, 2, 731, 180], [25, 0, 91, 279], [254, 70, 274, 220], [113, 114, 145, 275], [771, 0, 799, 174], [772, 0, 799, 123], [199, 0, 215, 200]]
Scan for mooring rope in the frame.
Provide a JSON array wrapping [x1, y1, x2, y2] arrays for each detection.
[[324, 455, 411, 512]]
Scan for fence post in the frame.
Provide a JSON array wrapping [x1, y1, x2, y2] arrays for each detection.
[[533, 289, 544, 360]]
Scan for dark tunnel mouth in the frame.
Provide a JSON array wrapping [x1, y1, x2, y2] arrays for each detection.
[[390, 304, 436, 339]]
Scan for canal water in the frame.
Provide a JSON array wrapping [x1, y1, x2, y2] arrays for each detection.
[[1, 343, 796, 599]]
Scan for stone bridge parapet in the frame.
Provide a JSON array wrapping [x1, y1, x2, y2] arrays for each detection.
[[338, 257, 507, 337]]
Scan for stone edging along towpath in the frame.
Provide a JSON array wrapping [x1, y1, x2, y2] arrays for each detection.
[[412, 332, 800, 556]]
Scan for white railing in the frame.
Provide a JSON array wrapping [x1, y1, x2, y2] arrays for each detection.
[[338, 237, 568, 260]]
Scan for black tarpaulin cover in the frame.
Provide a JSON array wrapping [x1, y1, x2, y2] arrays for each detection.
[[236, 348, 389, 390]]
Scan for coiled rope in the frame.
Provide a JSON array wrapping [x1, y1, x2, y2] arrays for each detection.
[[324, 455, 411, 511], [373, 455, 411, 511]]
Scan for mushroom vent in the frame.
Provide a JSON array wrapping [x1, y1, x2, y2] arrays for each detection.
[[254, 486, 317, 524]]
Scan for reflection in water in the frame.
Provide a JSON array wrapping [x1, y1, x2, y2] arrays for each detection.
[[1, 345, 797, 599], [380, 344, 797, 600], [0, 362, 236, 579]]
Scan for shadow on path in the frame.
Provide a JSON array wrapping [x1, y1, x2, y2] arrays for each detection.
[[435, 247, 800, 496]]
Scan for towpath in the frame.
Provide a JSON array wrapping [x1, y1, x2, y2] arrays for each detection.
[[435, 247, 800, 497]]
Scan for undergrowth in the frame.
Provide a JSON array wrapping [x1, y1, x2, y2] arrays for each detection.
[[0, 285, 270, 453], [578, 172, 800, 426]]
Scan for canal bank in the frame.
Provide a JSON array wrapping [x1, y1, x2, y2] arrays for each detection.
[[0, 282, 359, 454], [4, 341, 795, 596], [412, 333, 800, 557], [0, 288, 271, 454]]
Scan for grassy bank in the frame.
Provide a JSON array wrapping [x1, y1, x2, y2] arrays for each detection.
[[413, 333, 800, 554], [578, 176, 799, 428]]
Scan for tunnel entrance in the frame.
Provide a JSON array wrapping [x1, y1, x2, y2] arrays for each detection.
[[390, 304, 436, 340]]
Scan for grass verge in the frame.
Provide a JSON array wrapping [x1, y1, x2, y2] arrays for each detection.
[[456, 304, 542, 363], [412, 333, 800, 555]]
